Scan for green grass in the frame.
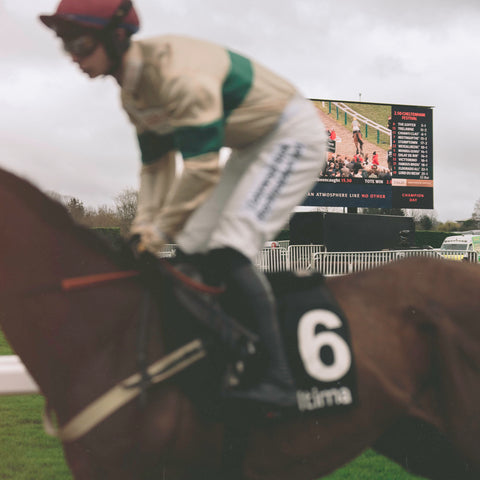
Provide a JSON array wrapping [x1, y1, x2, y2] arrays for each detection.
[[323, 450, 425, 479], [0, 333, 72, 478], [0, 395, 72, 480], [0, 331, 425, 479], [0, 331, 13, 355]]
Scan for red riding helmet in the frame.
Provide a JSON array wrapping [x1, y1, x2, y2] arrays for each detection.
[[39, 0, 140, 38]]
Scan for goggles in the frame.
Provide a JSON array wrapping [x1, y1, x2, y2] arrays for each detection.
[[62, 35, 100, 58]]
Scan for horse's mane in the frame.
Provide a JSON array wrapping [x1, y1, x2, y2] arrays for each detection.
[[0, 167, 127, 264]]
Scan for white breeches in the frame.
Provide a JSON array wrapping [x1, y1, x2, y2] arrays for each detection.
[[175, 94, 327, 261]]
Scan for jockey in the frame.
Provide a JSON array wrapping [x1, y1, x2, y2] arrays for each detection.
[[352, 117, 364, 154], [39, 0, 327, 408], [352, 117, 361, 135]]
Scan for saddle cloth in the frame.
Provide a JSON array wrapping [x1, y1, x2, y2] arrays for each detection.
[[270, 271, 358, 416], [166, 266, 358, 421]]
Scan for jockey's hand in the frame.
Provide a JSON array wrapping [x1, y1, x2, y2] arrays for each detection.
[[127, 234, 161, 282], [129, 225, 169, 256], [141, 224, 168, 251], [127, 233, 145, 260]]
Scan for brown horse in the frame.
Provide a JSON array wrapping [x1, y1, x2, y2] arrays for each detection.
[[353, 131, 364, 155], [0, 166, 479, 480]]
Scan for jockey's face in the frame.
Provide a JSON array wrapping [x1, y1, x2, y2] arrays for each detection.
[[63, 35, 111, 78]]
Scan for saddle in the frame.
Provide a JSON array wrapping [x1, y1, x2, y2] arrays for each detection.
[[136, 252, 359, 423]]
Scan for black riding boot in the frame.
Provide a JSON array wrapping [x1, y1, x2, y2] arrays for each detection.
[[207, 248, 297, 407]]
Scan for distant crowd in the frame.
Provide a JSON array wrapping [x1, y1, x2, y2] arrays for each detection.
[[322, 152, 392, 180]]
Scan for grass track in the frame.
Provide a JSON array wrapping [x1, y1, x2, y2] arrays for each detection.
[[0, 395, 71, 480]]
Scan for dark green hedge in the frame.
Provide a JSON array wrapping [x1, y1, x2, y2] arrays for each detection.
[[414, 230, 459, 248]]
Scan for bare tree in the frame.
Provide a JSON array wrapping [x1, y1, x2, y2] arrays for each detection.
[[114, 188, 138, 235], [411, 210, 437, 231], [472, 198, 480, 229], [65, 197, 86, 223]]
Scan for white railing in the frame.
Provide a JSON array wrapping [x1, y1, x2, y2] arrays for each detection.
[[255, 247, 288, 272], [156, 244, 177, 258], [255, 244, 327, 272], [312, 249, 445, 277], [0, 356, 39, 395], [255, 247, 478, 276], [286, 244, 327, 271], [334, 102, 392, 138], [152, 243, 478, 275]]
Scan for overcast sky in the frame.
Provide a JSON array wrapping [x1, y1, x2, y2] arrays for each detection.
[[1, 0, 479, 221]]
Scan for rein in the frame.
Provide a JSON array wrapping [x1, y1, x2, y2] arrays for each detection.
[[61, 270, 139, 291], [61, 262, 225, 295], [44, 339, 206, 442]]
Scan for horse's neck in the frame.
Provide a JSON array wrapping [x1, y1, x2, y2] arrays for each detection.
[[0, 172, 149, 420]]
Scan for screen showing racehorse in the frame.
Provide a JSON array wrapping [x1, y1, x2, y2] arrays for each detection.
[[300, 99, 433, 210]]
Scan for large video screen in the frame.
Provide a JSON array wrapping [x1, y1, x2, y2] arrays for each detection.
[[301, 99, 433, 209]]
